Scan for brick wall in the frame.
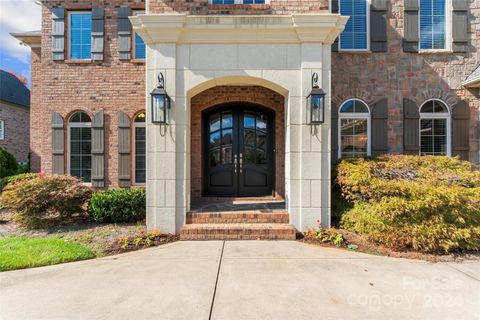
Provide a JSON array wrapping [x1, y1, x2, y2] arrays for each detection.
[[34, 1, 146, 187], [332, 0, 480, 163], [190, 86, 285, 200], [148, 0, 329, 14], [0, 102, 29, 163]]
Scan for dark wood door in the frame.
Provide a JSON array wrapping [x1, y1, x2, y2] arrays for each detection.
[[204, 105, 274, 197]]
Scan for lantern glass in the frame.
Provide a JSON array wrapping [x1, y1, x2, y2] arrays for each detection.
[[152, 94, 166, 123], [310, 94, 325, 124]]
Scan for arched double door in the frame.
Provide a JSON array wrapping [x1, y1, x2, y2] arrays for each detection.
[[203, 104, 274, 197]]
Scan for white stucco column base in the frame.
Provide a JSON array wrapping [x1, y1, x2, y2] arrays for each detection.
[[132, 14, 348, 234]]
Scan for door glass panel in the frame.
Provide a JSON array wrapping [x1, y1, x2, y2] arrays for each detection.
[[244, 114, 255, 129], [244, 147, 256, 164], [256, 150, 266, 165], [244, 129, 255, 146], [209, 149, 220, 167], [210, 114, 221, 132], [256, 115, 267, 130], [222, 129, 232, 145], [221, 147, 232, 164], [256, 132, 266, 150], [210, 131, 221, 148], [222, 113, 232, 129]]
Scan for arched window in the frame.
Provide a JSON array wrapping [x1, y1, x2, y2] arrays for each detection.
[[339, 99, 371, 158], [68, 112, 92, 182], [134, 112, 146, 184], [419, 99, 451, 156]]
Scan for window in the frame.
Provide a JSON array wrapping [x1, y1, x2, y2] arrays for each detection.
[[210, 0, 265, 4], [69, 12, 92, 59], [339, 0, 369, 51], [0, 120, 4, 140], [339, 99, 371, 158], [133, 12, 146, 59], [68, 112, 92, 182], [419, 0, 448, 50], [134, 112, 146, 184], [419, 100, 451, 156]]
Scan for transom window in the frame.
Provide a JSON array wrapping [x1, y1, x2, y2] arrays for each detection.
[[210, 0, 265, 4], [134, 11, 146, 59], [419, 100, 451, 156], [68, 112, 92, 182], [134, 112, 146, 184], [339, 99, 371, 158], [419, 0, 448, 50], [339, 0, 369, 51], [69, 12, 92, 60]]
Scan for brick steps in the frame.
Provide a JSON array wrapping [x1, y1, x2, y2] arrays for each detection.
[[186, 211, 290, 224], [180, 223, 296, 241]]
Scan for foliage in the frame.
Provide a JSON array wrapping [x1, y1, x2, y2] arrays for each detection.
[[116, 229, 165, 250], [0, 237, 95, 271], [0, 173, 38, 192], [305, 227, 345, 247], [0, 147, 18, 178], [1, 175, 92, 228], [88, 188, 146, 223], [336, 155, 480, 253]]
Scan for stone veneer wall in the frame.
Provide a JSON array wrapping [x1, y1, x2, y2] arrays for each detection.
[[33, 0, 146, 186], [332, 0, 480, 163], [0, 102, 30, 163], [190, 86, 285, 200]]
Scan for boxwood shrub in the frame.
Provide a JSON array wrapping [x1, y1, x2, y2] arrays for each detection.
[[0, 147, 18, 178], [88, 188, 146, 223], [336, 155, 480, 253]]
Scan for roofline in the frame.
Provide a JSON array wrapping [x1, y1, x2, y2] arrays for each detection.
[[463, 75, 480, 88], [10, 31, 41, 48]]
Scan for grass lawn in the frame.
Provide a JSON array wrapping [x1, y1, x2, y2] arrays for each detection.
[[0, 237, 95, 271]]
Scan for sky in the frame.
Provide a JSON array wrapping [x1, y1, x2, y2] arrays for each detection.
[[0, 0, 41, 87]]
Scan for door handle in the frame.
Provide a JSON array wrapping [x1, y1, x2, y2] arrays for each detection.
[[234, 154, 238, 174], [239, 153, 243, 174]]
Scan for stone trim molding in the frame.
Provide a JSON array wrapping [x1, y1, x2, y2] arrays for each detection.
[[130, 14, 349, 44]]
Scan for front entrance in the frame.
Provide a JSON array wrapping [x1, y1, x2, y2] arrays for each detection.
[[203, 104, 274, 197]]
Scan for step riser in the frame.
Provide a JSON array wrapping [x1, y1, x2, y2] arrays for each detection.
[[186, 213, 289, 224], [180, 231, 296, 241]]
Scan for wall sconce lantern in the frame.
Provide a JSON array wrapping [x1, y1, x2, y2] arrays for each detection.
[[307, 72, 326, 125], [150, 72, 170, 124]]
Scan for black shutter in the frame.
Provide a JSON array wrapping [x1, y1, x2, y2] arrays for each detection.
[[452, 101, 470, 160], [91, 8, 104, 61], [118, 6, 132, 60], [371, 98, 388, 156], [331, 0, 339, 52], [403, 0, 419, 52], [370, 0, 388, 52], [403, 98, 420, 155], [92, 111, 105, 188], [452, 0, 469, 53], [331, 102, 339, 162], [51, 112, 65, 174], [51, 7, 65, 61], [118, 112, 131, 187]]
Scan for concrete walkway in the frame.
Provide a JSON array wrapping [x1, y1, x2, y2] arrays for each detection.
[[1, 241, 479, 320]]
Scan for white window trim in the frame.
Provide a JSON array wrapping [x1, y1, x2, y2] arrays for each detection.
[[338, 99, 372, 159], [338, 0, 371, 52], [0, 120, 4, 140], [133, 117, 146, 186], [133, 11, 146, 60], [418, 0, 452, 52], [67, 115, 92, 185], [208, 0, 269, 4], [419, 99, 452, 156], [68, 11, 92, 60]]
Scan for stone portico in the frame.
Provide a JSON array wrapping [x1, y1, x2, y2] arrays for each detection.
[[131, 14, 348, 234]]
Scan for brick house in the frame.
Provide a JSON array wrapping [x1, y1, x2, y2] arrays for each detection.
[[13, 0, 479, 239], [0, 70, 30, 163]]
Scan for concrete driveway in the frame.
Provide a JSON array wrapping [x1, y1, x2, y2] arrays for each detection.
[[1, 241, 479, 320]]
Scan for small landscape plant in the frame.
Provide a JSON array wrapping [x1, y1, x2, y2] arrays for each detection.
[[305, 226, 345, 247], [0, 147, 19, 178], [88, 188, 146, 223], [0, 172, 39, 193], [1, 175, 92, 228]]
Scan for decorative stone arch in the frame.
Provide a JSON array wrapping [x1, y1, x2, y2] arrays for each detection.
[[190, 85, 286, 200]]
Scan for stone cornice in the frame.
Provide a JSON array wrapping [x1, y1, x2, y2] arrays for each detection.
[[130, 14, 348, 45]]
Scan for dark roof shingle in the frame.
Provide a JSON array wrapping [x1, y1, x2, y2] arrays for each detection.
[[0, 70, 30, 108]]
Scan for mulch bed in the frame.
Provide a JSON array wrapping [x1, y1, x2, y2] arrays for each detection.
[[300, 229, 480, 263]]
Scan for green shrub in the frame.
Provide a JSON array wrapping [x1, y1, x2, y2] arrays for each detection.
[[0, 173, 38, 192], [88, 188, 146, 223], [336, 155, 480, 253], [0, 147, 18, 178], [1, 175, 92, 228]]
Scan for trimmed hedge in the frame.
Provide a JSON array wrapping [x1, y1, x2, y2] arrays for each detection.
[[337, 155, 480, 253], [88, 188, 146, 223]]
